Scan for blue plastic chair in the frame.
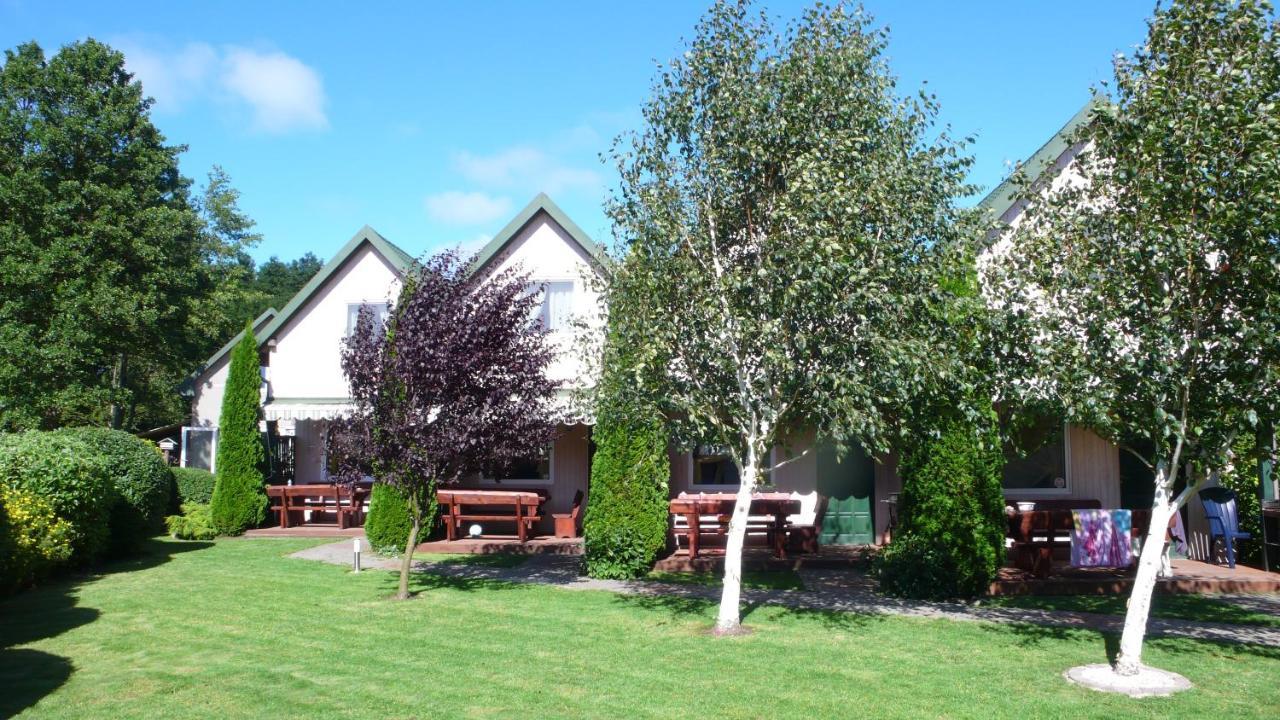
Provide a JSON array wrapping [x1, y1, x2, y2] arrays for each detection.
[[1199, 487, 1251, 569]]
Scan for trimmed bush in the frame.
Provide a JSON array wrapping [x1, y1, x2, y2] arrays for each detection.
[[876, 416, 1006, 600], [210, 320, 268, 535], [172, 467, 216, 505], [166, 502, 217, 541], [583, 418, 670, 579], [57, 427, 173, 555], [364, 483, 414, 554], [0, 485, 76, 593], [0, 430, 116, 562]]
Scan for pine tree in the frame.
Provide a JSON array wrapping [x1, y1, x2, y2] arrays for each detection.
[[209, 320, 267, 534]]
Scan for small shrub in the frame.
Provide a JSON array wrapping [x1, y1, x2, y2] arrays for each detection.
[[172, 467, 217, 505], [876, 415, 1006, 600], [364, 483, 413, 554], [0, 430, 116, 562], [583, 418, 669, 579], [0, 485, 75, 593], [57, 427, 173, 555], [165, 503, 217, 541], [210, 320, 268, 535]]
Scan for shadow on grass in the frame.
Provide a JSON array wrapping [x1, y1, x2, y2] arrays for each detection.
[[611, 587, 886, 632], [0, 536, 214, 716], [378, 568, 530, 598]]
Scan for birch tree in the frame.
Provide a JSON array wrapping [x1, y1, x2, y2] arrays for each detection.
[[608, 1, 976, 633], [984, 0, 1280, 678]]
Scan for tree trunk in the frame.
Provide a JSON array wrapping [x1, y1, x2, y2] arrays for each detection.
[[396, 492, 422, 600], [109, 352, 128, 430], [716, 447, 758, 633], [1114, 461, 1174, 675]]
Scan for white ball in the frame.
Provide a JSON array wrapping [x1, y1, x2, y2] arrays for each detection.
[[468, 524, 482, 538]]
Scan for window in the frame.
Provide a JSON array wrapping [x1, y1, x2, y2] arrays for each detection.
[[692, 445, 740, 488], [1002, 424, 1068, 492], [482, 445, 553, 485], [181, 427, 218, 472], [529, 281, 574, 331], [346, 302, 390, 336]]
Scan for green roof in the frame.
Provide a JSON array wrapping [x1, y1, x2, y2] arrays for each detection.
[[976, 95, 1107, 224], [185, 225, 415, 390], [468, 193, 611, 276], [188, 195, 606, 389]]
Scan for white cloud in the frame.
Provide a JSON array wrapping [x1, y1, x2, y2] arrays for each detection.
[[119, 41, 217, 112], [221, 48, 328, 133], [424, 192, 513, 225], [453, 146, 603, 196]]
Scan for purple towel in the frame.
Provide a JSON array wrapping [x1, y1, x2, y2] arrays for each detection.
[[1071, 509, 1133, 567]]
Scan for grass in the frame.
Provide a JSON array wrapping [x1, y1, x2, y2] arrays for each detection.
[[1, 538, 1278, 719], [986, 593, 1280, 628], [647, 569, 806, 591], [419, 553, 530, 569]]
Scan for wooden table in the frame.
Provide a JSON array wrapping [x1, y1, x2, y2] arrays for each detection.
[[669, 493, 801, 559], [437, 489, 544, 542], [1008, 508, 1152, 578], [266, 483, 369, 529]]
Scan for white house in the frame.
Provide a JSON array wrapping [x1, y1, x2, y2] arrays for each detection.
[[182, 194, 610, 530]]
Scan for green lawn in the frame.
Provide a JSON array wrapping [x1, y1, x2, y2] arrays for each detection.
[[986, 593, 1280, 628], [2, 539, 1278, 719]]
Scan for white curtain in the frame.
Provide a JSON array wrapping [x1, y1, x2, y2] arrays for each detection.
[[542, 281, 574, 330]]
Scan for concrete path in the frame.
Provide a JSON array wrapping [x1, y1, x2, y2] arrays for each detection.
[[291, 539, 1280, 648]]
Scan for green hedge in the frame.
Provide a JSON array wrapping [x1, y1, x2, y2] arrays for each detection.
[[0, 484, 76, 593], [166, 502, 217, 541], [210, 321, 268, 535], [57, 427, 173, 555], [876, 417, 1007, 599], [0, 430, 117, 562], [583, 418, 670, 579], [364, 483, 414, 554], [172, 467, 216, 505]]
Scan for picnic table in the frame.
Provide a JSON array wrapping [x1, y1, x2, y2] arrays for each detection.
[[1008, 505, 1152, 577], [437, 489, 544, 542], [669, 492, 801, 559], [266, 483, 369, 529]]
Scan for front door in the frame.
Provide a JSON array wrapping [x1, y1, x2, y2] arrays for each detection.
[[817, 441, 875, 545]]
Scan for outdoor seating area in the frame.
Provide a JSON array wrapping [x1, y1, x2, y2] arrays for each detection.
[[437, 489, 545, 542], [670, 492, 805, 559], [265, 482, 371, 530]]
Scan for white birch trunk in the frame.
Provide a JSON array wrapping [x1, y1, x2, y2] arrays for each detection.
[[716, 446, 758, 633], [1114, 462, 1174, 675]]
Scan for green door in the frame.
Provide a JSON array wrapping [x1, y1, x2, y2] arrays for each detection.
[[817, 441, 875, 545]]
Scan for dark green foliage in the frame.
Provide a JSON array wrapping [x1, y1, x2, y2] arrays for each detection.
[[0, 430, 117, 562], [165, 502, 217, 541], [0, 40, 208, 431], [209, 321, 267, 535], [583, 418, 670, 579], [877, 417, 1006, 599], [172, 467, 217, 505], [55, 427, 172, 554], [363, 483, 415, 554]]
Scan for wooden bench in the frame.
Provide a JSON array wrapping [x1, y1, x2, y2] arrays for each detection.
[[669, 494, 801, 558], [1008, 504, 1152, 577], [437, 490, 543, 542], [265, 483, 370, 529]]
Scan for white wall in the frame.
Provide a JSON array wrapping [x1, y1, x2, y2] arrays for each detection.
[[190, 358, 230, 427], [268, 244, 402, 401], [475, 214, 606, 389]]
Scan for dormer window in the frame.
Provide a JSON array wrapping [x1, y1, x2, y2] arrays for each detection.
[[530, 281, 574, 331], [346, 302, 390, 337]]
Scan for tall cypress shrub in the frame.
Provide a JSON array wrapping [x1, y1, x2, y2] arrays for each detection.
[[877, 412, 1006, 599], [363, 483, 414, 554], [209, 320, 267, 535], [582, 317, 670, 580]]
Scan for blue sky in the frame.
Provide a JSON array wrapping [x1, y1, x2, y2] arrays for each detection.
[[3, 1, 1155, 263]]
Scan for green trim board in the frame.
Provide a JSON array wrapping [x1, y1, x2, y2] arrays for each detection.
[[976, 95, 1107, 226], [468, 192, 612, 276], [178, 306, 278, 396]]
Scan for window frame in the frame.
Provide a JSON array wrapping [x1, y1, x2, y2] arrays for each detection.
[[479, 444, 555, 487], [346, 302, 390, 337], [688, 444, 744, 492], [1001, 422, 1073, 496]]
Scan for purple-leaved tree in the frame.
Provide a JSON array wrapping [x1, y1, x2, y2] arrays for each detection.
[[333, 250, 559, 599]]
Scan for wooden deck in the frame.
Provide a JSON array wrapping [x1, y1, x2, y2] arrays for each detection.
[[653, 545, 872, 573], [990, 558, 1280, 596]]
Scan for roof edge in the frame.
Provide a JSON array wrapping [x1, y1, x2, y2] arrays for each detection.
[[467, 192, 611, 276]]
